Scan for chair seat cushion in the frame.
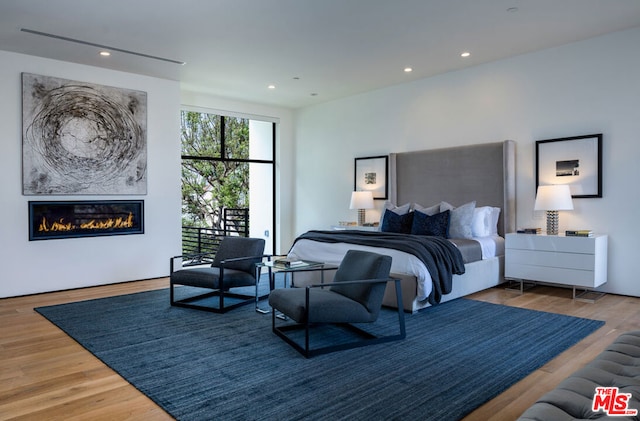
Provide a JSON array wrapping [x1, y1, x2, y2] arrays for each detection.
[[269, 288, 377, 324], [170, 267, 256, 290]]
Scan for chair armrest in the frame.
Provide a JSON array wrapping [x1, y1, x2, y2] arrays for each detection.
[[169, 253, 216, 273], [295, 264, 339, 273], [170, 252, 216, 260], [219, 254, 272, 266], [305, 277, 398, 289]]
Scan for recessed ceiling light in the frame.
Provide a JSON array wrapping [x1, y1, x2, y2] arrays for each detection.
[[267, 84, 276, 90], [99, 51, 111, 57], [404, 67, 413, 73], [460, 51, 471, 58]]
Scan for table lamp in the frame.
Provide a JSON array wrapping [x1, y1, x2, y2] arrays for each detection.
[[349, 191, 374, 226], [534, 185, 573, 235]]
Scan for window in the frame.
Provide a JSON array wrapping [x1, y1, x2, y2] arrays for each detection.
[[180, 110, 275, 255]]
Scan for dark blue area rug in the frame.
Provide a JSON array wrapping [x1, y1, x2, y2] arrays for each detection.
[[36, 290, 604, 421]]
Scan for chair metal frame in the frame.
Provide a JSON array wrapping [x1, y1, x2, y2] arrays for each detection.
[[272, 278, 406, 358]]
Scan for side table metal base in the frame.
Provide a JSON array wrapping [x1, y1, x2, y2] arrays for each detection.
[[504, 279, 536, 294], [573, 287, 606, 303]]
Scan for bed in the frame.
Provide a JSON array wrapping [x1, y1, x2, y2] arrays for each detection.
[[288, 140, 516, 313]]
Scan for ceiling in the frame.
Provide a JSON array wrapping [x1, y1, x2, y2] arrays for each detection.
[[1, 1, 640, 109]]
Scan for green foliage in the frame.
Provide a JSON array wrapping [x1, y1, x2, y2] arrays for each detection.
[[180, 111, 250, 232]]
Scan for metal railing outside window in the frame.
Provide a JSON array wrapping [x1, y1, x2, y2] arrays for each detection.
[[181, 208, 249, 263]]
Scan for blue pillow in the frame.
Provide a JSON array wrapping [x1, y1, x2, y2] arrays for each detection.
[[411, 209, 450, 237], [381, 209, 414, 234]]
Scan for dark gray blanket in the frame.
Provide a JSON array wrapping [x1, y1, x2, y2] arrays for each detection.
[[294, 230, 466, 305]]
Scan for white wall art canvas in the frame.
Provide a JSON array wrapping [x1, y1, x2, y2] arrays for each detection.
[[22, 73, 147, 195]]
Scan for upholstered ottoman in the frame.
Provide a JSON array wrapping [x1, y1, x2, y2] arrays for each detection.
[[518, 331, 640, 420]]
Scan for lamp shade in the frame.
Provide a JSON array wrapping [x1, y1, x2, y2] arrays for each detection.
[[534, 185, 574, 211], [349, 191, 374, 210]]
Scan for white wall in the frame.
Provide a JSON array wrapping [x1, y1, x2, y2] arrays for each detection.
[[0, 50, 182, 298], [293, 27, 640, 297]]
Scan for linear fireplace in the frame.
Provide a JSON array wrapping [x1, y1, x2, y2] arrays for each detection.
[[29, 200, 144, 241]]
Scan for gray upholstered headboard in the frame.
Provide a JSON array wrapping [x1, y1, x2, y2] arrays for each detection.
[[389, 140, 516, 236]]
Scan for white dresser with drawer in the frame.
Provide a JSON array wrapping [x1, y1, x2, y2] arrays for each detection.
[[505, 233, 608, 298]]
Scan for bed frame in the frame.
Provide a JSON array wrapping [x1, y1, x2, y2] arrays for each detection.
[[382, 140, 516, 312]]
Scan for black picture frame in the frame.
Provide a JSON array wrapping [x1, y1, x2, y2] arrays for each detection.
[[354, 155, 388, 200], [536, 134, 602, 198]]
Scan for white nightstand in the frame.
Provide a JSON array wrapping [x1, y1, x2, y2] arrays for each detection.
[[505, 233, 608, 301]]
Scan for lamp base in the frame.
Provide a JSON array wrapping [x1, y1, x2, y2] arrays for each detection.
[[546, 210, 559, 235], [357, 209, 366, 226]]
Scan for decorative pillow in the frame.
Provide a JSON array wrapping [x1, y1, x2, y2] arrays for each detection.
[[440, 201, 476, 239], [380, 209, 414, 234], [489, 207, 501, 235], [471, 206, 493, 237], [411, 209, 450, 237], [378, 201, 411, 229], [412, 202, 440, 216]]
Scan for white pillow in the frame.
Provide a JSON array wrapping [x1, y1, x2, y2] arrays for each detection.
[[470, 206, 502, 237], [489, 207, 501, 235], [471, 206, 493, 237], [378, 201, 411, 229]]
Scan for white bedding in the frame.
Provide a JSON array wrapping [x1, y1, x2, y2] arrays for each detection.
[[474, 235, 505, 260], [288, 235, 504, 302]]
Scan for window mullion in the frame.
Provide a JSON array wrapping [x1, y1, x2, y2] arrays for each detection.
[[220, 116, 226, 160]]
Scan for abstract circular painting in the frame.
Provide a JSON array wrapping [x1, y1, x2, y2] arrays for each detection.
[[22, 73, 147, 195]]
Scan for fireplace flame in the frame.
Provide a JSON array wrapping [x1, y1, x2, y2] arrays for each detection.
[[39, 217, 73, 232], [38, 212, 135, 232]]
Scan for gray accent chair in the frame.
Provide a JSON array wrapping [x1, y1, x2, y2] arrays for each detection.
[[170, 236, 267, 313], [268, 249, 406, 358]]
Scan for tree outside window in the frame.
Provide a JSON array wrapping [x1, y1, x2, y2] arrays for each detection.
[[180, 111, 249, 234]]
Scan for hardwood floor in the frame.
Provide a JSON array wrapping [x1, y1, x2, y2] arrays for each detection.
[[1, 279, 639, 421], [0, 278, 173, 421], [464, 285, 640, 421]]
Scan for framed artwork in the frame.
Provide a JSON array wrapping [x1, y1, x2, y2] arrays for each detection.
[[354, 155, 388, 200], [536, 134, 602, 198], [22, 73, 147, 195]]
